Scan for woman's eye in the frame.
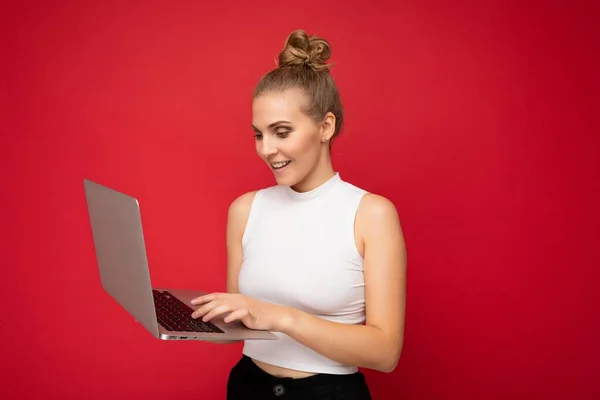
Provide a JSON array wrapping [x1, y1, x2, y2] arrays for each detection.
[[276, 130, 291, 137], [254, 133, 263, 140]]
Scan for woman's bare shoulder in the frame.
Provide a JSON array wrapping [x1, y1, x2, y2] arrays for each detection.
[[228, 191, 259, 222], [358, 193, 400, 223]]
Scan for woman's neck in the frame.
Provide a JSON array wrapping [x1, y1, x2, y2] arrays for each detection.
[[291, 152, 335, 193]]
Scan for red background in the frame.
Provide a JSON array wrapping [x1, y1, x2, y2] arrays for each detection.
[[3, 1, 599, 399]]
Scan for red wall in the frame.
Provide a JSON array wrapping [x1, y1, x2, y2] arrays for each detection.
[[3, 1, 599, 398]]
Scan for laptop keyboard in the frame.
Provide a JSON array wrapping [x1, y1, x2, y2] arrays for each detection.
[[153, 290, 224, 334]]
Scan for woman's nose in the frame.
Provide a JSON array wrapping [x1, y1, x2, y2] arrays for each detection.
[[259, 138, 277, 158]]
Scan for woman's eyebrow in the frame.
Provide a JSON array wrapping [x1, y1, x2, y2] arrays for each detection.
[[251, 120, 292, 132]]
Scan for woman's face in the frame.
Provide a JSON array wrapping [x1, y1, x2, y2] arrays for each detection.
[[251, 88, 330, 189]]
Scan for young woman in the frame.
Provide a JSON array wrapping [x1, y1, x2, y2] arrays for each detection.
[[190, 29, 407, 400]]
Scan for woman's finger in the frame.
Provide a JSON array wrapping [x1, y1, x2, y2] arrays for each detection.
[[202, 303, 235, 322], [190, 292, 222, 305], [224, 308, 249, 323], [191, 300, 222, 319]]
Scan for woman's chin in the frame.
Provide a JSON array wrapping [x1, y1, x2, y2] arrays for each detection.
[[272, 171, 298, 187], [274, 175, 295, 187]]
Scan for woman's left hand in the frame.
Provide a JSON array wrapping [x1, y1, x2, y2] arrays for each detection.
[[190, 293, 292, 332]]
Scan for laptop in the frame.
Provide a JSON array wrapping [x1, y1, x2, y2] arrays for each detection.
[[83, 178, 278, 341]]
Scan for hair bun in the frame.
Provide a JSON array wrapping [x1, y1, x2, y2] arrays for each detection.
[[278, 30, 333, 72]]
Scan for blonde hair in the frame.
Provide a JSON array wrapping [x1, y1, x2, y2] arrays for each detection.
[[254, 30, 344, 140]]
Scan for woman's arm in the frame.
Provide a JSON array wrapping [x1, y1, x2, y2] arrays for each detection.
[[225, 191, 257, 294], [279, 194, 407, 372], [207, 191, 257, 345]]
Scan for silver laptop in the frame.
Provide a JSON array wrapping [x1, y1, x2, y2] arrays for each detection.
[[83, 178, 277, 341]]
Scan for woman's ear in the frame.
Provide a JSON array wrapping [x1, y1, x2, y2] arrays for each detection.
[[320, 112, 336, 142]]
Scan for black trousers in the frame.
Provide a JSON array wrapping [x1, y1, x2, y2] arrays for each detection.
[[226, 355, 372, 400]]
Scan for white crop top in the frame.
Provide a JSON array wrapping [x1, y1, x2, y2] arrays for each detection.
[[238, 172, 368, 375]]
